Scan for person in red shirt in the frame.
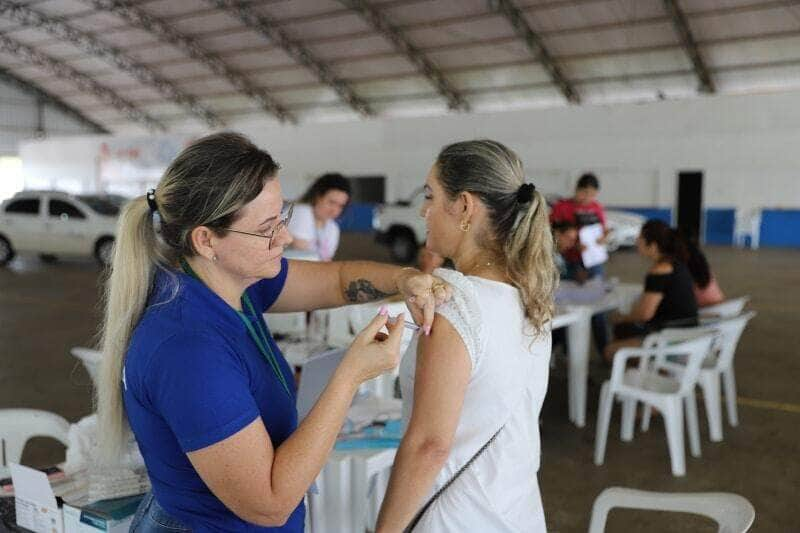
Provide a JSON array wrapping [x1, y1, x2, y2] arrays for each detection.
[[550, 173, 609, 275], [551, 173, 610, 356]]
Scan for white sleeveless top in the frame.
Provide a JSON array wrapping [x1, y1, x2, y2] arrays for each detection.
[[399, 268, 551, 532]]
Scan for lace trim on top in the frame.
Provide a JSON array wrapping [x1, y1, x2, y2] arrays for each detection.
[[432, 268, 485, 369]]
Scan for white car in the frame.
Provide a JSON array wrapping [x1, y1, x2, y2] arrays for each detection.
[[374, 188, 645, 262], [604, 210, 646, 251], [0, 190, 121, 266]]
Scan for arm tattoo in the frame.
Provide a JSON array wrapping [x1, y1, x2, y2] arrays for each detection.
[[344, 279, 391, 303]]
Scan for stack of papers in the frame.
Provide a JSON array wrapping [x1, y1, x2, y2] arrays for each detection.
[[579, 223, 608, 268]]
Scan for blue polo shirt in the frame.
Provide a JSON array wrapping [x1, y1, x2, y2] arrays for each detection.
[[123, 258, 304, 532]]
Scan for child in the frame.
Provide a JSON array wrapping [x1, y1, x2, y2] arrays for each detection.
[[550, 173, 609, 278]]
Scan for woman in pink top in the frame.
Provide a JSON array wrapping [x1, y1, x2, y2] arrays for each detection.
[[686, 238, 725, 307]]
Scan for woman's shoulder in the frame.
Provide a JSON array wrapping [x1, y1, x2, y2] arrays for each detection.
[[432, 268, 484, 360]]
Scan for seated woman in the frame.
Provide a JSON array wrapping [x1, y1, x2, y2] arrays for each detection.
[[376, 140, 557, 532], [685, 238, 725, 307], [604, 220, 699, 364], [287, 173, 350, 261]]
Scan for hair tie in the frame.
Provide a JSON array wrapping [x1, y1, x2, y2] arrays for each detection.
[[146, 189, 158, 213], [516, 182, 535, 204]]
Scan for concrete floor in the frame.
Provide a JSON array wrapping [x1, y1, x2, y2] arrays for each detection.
[[1, 238, 797, 532]]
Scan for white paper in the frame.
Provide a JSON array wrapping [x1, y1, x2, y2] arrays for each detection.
[[10, 463, 57, 508], [579, 223, 608, 268], [10, 463, 63, 533]]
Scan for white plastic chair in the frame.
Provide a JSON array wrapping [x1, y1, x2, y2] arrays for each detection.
[[642, 312, 755, 442], [734, 208, 760, 250], [0, 408, 71, 476], [589, 487, 755, 533], [701, 296, 750, 319], [70, 346, 103, 387], [594, 334, 716, 476]]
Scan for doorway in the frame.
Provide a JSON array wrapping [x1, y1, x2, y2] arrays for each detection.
[[677, 171, 703, 243]]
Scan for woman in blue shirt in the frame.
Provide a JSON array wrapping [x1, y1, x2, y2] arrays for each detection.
[[96, 132, 450, 532]]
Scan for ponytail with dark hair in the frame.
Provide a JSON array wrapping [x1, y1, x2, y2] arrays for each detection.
[[640, 219, 688, 263], [684, 238, 712, 288]]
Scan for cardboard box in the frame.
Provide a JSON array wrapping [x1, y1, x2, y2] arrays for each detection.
[[62, 494, 143, 533]]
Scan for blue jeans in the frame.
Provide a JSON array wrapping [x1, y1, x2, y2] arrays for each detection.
[[130, 492, 191, 532]]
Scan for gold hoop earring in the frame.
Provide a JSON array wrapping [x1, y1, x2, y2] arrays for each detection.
[[460, 220, 470, 232]]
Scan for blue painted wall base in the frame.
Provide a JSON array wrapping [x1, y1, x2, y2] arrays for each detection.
[[760, 210, 800, 247], [340, 204, 800, 248]]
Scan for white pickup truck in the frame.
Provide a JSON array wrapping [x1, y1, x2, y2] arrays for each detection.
[[374, 187, 645, 263]]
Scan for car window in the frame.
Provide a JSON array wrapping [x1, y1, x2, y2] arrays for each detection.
[[49, 199, 86, 220], [77, 195, 121, 216], [5, 198, 40, 215]]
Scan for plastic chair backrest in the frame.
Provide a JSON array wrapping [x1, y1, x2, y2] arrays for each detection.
[[659, 312, 755, 371], [70, 346, 103, 387], [645, 333, 716, 396], [589, 486, 755, 533], [702, 296, 750, 318], [703, 312, 755, 371], [0, 409, 70, 470]]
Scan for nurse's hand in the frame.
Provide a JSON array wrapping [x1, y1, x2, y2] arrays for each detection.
[[342, 309, 405, 383], [394, 268, 453, 336]]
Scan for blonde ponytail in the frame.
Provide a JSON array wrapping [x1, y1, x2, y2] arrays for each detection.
[[435, 140, 557, 336], [504, 190, 557, 335], [97, 197, 163, 463]]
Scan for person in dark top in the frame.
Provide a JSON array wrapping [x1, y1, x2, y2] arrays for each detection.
[[604, 219, 699, 364]]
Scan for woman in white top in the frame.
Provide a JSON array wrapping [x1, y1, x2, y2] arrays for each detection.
[[288, 173, 350, 261], [377, 140, 557, 532]]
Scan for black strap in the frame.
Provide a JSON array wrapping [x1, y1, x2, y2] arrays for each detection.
[[403, 425, 504, 533]]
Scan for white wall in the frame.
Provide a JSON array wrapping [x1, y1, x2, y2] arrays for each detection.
[[19, 88, 800, 215]]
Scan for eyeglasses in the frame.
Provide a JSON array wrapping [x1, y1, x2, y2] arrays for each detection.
[[226, 202, 294, 250]]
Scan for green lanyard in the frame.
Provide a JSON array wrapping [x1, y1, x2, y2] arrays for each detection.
[[180, 258, 293, 399]]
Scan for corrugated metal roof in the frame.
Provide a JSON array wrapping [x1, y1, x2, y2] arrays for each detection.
[[0, 0, 799, 132]]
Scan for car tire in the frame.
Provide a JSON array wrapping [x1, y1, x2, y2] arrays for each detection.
[[95, 237, 115, 267], [39, 254, 58, 263], [388, 228, 417, 264], [0, 236, 15, 265]]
